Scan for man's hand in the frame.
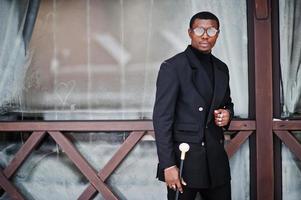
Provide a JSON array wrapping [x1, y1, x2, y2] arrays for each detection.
[[164, 166, 183, 193], [214, 109, 230, 127]]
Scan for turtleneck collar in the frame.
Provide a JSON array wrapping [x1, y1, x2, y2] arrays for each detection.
[[189, 45, 212, 63]]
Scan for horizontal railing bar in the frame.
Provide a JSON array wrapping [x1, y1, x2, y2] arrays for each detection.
[[273, 120, 301, 130], [0, 120, 256, 132], [229, 120, 255, 130], [0, 121, 153, 132]]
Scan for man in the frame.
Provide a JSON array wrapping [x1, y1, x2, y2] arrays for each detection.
[[153, 11, 234, 200]]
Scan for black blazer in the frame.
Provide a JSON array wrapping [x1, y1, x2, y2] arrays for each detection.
[[153, 46, 234, 188]]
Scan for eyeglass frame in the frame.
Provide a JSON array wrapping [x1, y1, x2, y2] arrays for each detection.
[[191, 27, 220, 37]]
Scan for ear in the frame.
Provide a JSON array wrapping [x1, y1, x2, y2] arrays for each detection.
[[188, 29, 193, 39]]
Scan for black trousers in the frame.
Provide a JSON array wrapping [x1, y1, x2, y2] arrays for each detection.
[[167, 182, 231, 200]]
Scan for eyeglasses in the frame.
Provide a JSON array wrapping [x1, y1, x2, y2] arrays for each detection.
[[192, 27, 219, 37]]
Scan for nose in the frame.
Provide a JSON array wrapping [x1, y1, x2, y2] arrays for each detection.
[[201, 32, 209, 39]]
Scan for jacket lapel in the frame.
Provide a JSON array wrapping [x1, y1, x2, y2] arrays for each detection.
[[185, 47, 213, 103], [206, 56, 228, 124]]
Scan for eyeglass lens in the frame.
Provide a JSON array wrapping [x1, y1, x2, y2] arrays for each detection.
[[193, 27, 218, 37]]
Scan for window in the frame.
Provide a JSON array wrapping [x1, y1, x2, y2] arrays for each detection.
[[1, 0, 249, 121]]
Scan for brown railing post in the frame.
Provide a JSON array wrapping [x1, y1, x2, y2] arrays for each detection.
[[254, 0, 274, 199]]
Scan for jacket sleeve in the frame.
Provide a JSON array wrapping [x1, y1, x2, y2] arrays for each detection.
[[222, 66, 234, 130], [153, 61, 179, 169]]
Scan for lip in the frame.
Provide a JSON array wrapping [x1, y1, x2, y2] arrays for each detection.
[[199, 42, 210, 47]]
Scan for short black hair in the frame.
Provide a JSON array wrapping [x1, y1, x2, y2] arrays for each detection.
[[189, 11, 220, 29]]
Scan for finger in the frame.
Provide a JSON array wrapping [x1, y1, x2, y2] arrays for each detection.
[[171, 185, 176, 190], [215, 109, 223, 114], [175, 179, 183, 193], [214, 110, 220, 117], [168, 184, 175, 190], [181, 178, 187, 186], [217, 112, 224, 118], [166, 180, 173, 187], [216, 120, 224, 127], [214, 114, 222, 120]]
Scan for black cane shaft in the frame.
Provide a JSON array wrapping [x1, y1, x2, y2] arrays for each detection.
[[175, 160, 184, 200]]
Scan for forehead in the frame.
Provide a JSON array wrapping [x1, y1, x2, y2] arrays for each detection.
[[191, 19, 218, 29]]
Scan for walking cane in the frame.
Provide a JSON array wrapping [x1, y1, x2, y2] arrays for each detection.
[[175, 143, 190, 200]]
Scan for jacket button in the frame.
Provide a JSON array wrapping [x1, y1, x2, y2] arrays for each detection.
[[201, 142, 205, 146], [198, 107, 203, 111]]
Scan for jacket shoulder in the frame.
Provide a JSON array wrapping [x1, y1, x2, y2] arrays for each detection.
[[162, 51, 187, 67]]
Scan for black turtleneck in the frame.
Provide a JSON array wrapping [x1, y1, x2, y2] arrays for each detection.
[[190, 45, 214, 86]]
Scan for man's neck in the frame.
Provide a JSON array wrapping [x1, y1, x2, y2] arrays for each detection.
[[190, 45, 211, 55]]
